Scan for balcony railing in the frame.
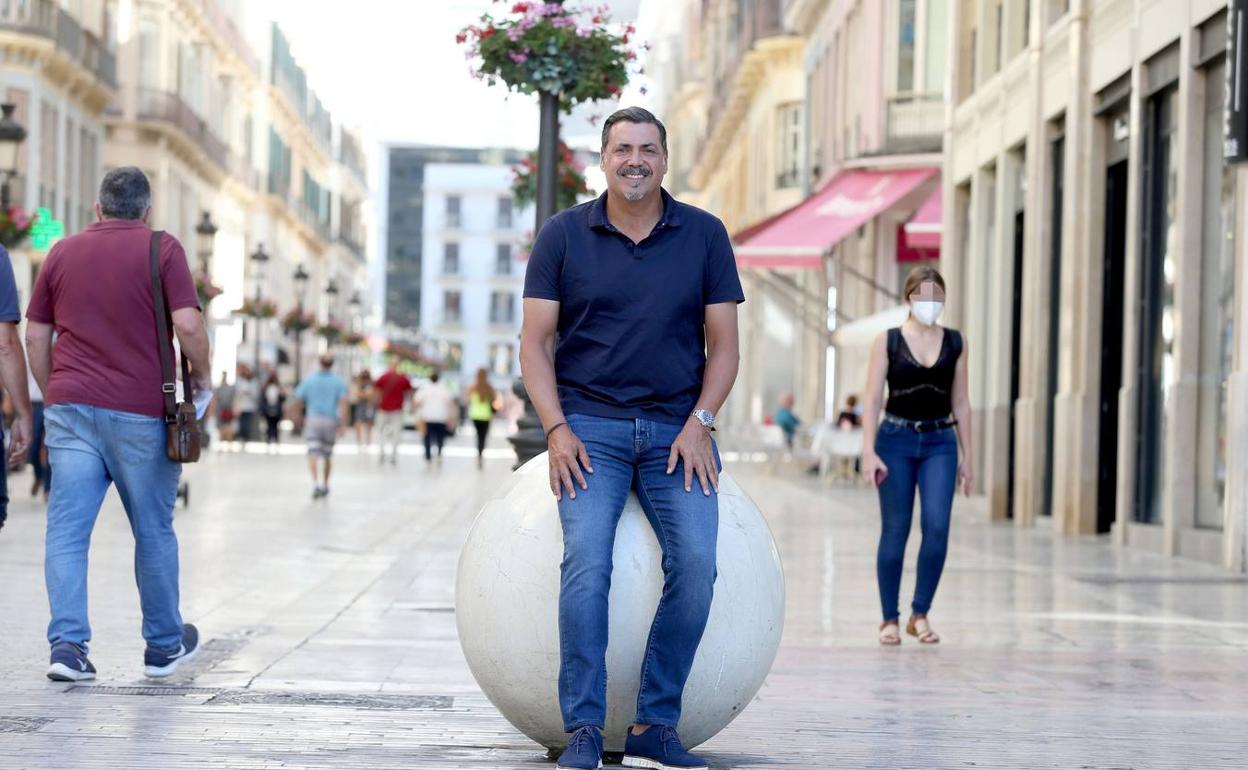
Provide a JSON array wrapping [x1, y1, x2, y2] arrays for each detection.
[[196, 0, 258, 75], [885, 94, 945, 153], [337, 233, 364, 261], [137, 89, 229, 170], [0, 0, 117, 87], [709, 0, 784, 127], [339, 132, 367, 184]]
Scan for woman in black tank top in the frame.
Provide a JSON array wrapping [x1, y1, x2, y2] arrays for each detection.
[[860, 266, 973, 646]]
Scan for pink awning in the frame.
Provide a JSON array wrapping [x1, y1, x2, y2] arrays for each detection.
[[734, 168, 937, 269], [902, 185, 942, 250]]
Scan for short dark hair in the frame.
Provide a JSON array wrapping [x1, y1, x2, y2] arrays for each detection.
[[430, 371, 441, 384], [98, 167, 151, 220], [319, 354, 335, 369], [601, 107, 668, 155]]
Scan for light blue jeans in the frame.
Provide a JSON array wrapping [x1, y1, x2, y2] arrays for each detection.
[[44, 403, 184, 651], [558, 413, 720, 733]]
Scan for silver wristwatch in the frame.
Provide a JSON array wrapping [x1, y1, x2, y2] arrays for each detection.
[[691, 409, 716, 431]]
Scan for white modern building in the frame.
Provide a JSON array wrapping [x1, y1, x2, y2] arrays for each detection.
[[420, 162, 531, 393]]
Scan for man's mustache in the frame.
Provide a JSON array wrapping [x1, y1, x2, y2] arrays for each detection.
[[618, 165, 653, 177]]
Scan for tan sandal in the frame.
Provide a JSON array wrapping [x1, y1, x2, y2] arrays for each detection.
[[906, 616, 940, 644], [879, 621, 901, 646]]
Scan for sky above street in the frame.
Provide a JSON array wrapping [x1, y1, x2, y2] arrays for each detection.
[[265, 0, 653, 152]]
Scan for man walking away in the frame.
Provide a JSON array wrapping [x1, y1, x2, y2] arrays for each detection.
[[417, 371, 455, 465], [0, 243, 32, 531], [293, 354, 349, 498], [26, 167, 210, 681], [373, 358, 412, 465], [234, 364, 259, 443]]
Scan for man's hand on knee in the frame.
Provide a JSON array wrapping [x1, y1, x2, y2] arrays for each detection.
[[547, 425, 592, 501]]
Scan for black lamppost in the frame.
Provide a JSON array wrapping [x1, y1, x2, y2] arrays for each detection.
[[534, 0, 563, 229], [249, 243, 269, 373], [0, 104, 27, 209], [324, 279, 339, 325], [195, 211, 217, 271], [292, 263, 309, 384]]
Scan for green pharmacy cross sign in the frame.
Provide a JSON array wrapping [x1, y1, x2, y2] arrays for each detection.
[[30, 208, 64, 250]]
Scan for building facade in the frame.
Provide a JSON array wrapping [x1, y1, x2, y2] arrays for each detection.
[[945, 0, 1245, 570], [379, 146, 524, 343], [419, 162, 530, 393], [104, 3, 369, 384], [0, 0, 116, 302], [658, 0, 948, 430]]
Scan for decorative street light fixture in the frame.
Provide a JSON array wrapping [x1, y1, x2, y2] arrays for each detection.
[[292, 263, 310, 384], [324, 278, 339, 324], [195, 211, 217, 271], [0, 103, 28, 209], [249, 243, 270, 373], [348, 289, 363, 376]]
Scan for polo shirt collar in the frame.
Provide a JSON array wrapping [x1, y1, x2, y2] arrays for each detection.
[[88, 219, 150, 232], [588, 188, 683, 231]]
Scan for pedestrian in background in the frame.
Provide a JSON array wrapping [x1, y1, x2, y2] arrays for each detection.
[[775, 393, 800, 449], [260, 371, 285, 449], [836, 394, 861, 429], [417, 371, 455, 465], [861, 265, 973, 647], [214, 372, 236, 445], [373, 359, 412, 465], [293, 354, 349, 499], [234, 364, 259, 443], [466, 367, 499, 469], [351, 370, 376, 448], [26, 167, 209, 680], [0, 244, 32, 532]]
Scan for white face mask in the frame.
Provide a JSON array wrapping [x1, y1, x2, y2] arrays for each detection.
[[911, 301, 944, 326]]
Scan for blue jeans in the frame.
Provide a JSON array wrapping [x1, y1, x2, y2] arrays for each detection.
[[874, 420, 958, 622], [558, 413, 719, 732], [44, 404, 184, 651]]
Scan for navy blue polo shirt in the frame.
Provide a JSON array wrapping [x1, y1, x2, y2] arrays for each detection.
[[523, 190, 745, 424]]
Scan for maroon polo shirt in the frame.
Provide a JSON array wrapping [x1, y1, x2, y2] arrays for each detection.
[[26, 219, 200, 417]]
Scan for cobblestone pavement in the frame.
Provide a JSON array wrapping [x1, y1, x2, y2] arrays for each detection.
[[0, 432, 1244, 769]]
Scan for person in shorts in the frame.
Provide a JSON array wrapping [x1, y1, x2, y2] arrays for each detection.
[[293, 355, 349, 499]]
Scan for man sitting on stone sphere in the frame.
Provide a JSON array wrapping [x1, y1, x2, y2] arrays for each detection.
[[520, 106, 744, 770]]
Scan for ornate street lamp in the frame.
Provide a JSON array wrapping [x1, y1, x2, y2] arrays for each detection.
[[249, 243, 269, 373], [324, 279, 339, 324], [195, 211, 217, 269], [0, 104, 28, 209], [292, 263, 310, 384]]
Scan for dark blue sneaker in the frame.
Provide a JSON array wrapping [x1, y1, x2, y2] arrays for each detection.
[[143, 623, 199, 678], [623, 726, 707, 769], [47, 642, 96, 682], [556, 726, 604, 770]]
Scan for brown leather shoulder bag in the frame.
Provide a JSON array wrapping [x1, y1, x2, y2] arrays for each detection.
[[149, 230, 201, 463]]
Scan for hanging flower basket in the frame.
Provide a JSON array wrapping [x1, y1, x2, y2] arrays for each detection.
[[195, 273, 223, 307], [512, 142, 590, 212], [458, 2, 639, 108], [236, 298, 278, 319], [0, 207, 36, 250], [342, 331, 366, 347], [281, 308, 316, 335], [317, 320, 345, 344]]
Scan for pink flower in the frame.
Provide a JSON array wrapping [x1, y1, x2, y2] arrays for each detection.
[[576, 27, 592, 38], [509, 51, 529, 63], [507, 26, 523, 41]]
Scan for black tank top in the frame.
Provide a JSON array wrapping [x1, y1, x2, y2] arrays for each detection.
[[884, 326, 962, 421]]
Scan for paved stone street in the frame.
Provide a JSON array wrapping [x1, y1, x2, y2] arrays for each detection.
[[0, 430, 1244, 769]]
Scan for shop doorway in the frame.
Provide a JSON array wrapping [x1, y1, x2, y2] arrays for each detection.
[[1098, 159, 1128, 534], [1007, 207, 1024, 520], [1041, 135, 1064, 518]]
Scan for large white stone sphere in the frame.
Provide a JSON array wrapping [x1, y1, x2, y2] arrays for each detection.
[[456, 453, 785, 753]]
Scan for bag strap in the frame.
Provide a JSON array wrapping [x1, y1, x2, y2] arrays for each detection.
[[148, 231, 193, 422], [886, 327, 900, 362]]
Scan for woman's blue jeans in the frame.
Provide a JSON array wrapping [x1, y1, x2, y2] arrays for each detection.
[[557, 413, 719, 733], [874, 420, 958, 622]]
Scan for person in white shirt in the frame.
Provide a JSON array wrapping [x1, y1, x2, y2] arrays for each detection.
[[416, 371, 456, 464]]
